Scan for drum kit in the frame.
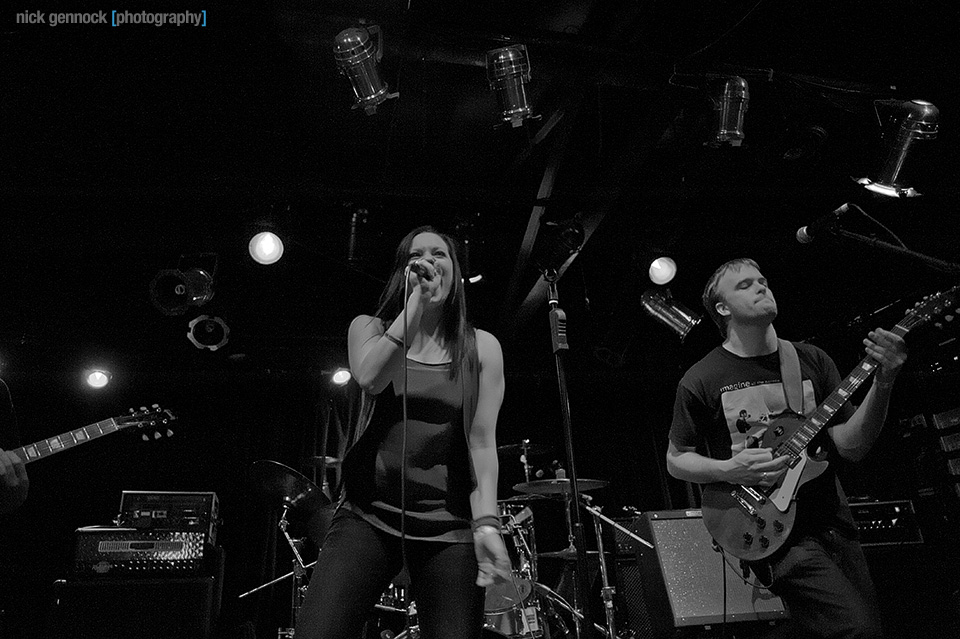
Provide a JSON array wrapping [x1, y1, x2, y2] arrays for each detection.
[[241, 442, 651, 639]]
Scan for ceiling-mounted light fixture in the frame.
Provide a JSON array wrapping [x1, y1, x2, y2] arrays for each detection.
[[249, 231, 284, 265], [857, 99, 939, 198], [641, 289, 701, 340], [187, 315, 230, 351], [534, 218, 584, 277], [708, 75, 749, 147], [486, 45, 534, 127], [333, 25, 397, 115], [150, 254, 218, 316], [648, 257, 677, 285]]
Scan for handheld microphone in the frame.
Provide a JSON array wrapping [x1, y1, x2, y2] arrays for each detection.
[[796, 203, 850, 244], [408, 260, 434, 280]]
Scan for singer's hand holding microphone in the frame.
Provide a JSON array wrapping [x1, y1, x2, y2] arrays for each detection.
[[407, 259, 440, 296]]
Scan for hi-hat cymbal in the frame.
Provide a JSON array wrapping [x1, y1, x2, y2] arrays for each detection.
[[512, 478, 609, 495], [304, 456, 342, 468], [498, 494, 550, 503], [249, 459, 329, 515], [497, 442, 552, 456]]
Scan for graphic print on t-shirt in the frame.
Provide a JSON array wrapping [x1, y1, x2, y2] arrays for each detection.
[[720, 379, 816, 450]]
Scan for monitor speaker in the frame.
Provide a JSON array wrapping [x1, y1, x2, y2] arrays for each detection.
[[623, 510, 786, 636]]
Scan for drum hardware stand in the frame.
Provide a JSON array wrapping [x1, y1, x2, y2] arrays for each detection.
[[578, 498, 652, 639], [542, 271, 596, 639], [277, 505, 311, 639]]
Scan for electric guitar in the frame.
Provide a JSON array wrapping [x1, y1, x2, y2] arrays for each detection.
[[702, 285, 958, 561], [10, 404, 177, 465]]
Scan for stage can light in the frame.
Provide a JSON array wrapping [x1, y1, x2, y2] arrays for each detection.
[[486, 45, 533, 127], [710, 76, 749, 147], [858, 99, 939, 198], [150, 268, 215, 316], [249, 231, 284, 265], [331, 368, 352, 385], [83, 369, 111, 389], [641, 288, 701, 340], [187, 315, 230, 351], [334, 25, 393, 115], [648, 257, 677, 285]]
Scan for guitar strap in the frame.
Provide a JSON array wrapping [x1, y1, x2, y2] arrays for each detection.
[[778, 338, 804, 414], [741, 340, 803, 588]]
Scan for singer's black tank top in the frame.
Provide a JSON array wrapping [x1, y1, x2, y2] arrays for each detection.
[[342, 356, 479, 543]]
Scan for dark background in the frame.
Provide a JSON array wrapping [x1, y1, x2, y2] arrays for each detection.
[[2, 1, 960, 637]]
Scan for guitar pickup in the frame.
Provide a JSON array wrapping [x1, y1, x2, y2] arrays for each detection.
[[732, 490, 758, 516], [741, 485, 766, 505]]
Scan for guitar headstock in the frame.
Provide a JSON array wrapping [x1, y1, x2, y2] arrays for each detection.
[[905, 284, 959, 332], [117, 404, 178, 440]]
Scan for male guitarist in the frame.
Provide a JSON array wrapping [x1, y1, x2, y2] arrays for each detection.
[[666, 258, 907, 639], [0, 378, 28, 514]]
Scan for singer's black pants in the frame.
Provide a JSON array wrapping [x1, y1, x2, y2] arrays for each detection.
[[294, 506, 485, 639]]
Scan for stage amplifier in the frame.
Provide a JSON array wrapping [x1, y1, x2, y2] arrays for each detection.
[[118, 491, 219, 544], [73, 526, 210, 578], [849, 500, 923, 547]]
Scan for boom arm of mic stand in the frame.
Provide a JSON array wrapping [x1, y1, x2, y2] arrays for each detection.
[[833, 228, 960, 276]]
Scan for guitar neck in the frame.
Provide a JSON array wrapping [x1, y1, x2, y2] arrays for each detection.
[[15, 417, 124, 464], [780, 322, 913, 456]]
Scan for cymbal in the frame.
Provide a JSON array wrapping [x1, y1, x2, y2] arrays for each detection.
[[497, 442, 552, 456], [512, 478, 609, 495], [249, 459, 329, 515], [498, 494, 550, 503], [304, 455, 342, 468], [538, 549, 610, 560]]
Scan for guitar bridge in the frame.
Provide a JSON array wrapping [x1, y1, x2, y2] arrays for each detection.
[[731, 489, 757, 516]]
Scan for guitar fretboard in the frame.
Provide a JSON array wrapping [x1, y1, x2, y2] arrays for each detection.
[[776, 320, 916, 460], [15, 418, 122, 464]]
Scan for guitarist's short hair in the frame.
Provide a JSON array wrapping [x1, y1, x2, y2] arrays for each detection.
[[702, 258, 761, 338]]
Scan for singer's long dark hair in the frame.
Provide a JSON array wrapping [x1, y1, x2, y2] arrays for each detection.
[[374, 225, 475, 380]]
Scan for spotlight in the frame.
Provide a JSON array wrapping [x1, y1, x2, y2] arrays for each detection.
[[641, 289, 701, 340], [486, 45, 534, 127], [648, 257, 677, 285], [187, 315, 230, 351], [333, 25, 396, 115], [709, 76, 749, 147], [249, 231, 284, 265], [331, 368, 351, 385], [150, 268, 215, 316], [857, 99, 939, 198], [83, 368, 111, 389]]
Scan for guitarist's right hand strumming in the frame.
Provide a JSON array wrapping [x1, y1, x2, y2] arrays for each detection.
[[725, 429, 790, 488]]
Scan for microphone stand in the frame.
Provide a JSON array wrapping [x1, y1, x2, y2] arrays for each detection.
[[831, 228, 960, 276], [543, 269, 596, 639]]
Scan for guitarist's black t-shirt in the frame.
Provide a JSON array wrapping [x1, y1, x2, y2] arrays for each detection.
[[670, 342, 859, 539]]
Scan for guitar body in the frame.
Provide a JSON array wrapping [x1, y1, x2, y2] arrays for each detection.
[[702, 412, 829, 562]]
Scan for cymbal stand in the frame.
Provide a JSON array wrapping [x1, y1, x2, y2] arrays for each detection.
[[277, 505, 310, 639], [578, 498, 653, 639], [533, 582, 610, 638], [521, 439, 533, 483]]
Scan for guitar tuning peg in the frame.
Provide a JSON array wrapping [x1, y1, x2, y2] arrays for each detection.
[[166, 429, 174, 438], [154, 431, 162, 440], [142, 433, 150, 442]]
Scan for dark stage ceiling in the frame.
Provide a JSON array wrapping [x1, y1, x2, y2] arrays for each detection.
[[3, 1, 960, 636]]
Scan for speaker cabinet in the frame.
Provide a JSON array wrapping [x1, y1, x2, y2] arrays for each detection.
[[48, 576, 220, 639], [628, 510, 786, 636]]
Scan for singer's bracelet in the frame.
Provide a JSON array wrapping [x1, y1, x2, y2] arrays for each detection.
[[471, 515, 502, 534]]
